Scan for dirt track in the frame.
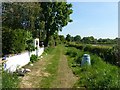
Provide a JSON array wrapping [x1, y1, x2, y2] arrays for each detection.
[[20, 45, 78, 88]]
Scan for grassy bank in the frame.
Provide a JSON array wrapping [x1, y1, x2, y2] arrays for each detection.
[[66, 46, 119, 88]]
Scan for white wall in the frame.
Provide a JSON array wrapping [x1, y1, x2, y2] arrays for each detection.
[[4, 47, 44, 72]]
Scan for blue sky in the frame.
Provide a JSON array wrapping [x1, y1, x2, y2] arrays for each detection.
[[59, 2, 118, 39]]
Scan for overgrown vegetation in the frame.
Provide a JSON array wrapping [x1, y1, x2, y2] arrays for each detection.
[[2, 71, 20, 88], [66, 47, 119, 88], [67, 42, 119, 66], [2, 27, 33, 55]]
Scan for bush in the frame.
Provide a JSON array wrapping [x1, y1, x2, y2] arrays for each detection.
[[30, 54, 38, 63], [2, 27, 33, 55]]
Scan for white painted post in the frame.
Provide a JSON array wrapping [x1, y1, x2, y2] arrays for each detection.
[[33, 38, 40, 56]]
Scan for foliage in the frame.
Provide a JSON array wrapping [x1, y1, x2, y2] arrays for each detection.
[[30, 54, 38, 63], [26, 39, 36, 52], [97, 38, 117, 44], [2, 2, 42, 32], [66, 47, 119, 88], [40, 2, 73, 46], [2, 71, 20, 88], [2, 27, 32, 54], [2, 2, 73, 47], [66, 34, 72, 42], [74, 35, 81, 43], [26, 45, 36, 52], [48, 36, 55, 47], [47, 33, 61, 47], [67, 42, 118, 66], [59, 35, 65, 43], [82, 36, 95, 44]]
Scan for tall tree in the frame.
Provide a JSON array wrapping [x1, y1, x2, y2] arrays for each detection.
[[2, 2, 42, 34], [40, 2, 73, 46]]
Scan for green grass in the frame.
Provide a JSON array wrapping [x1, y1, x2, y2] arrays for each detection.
[[2, 71, 20, 88], [66, 46, 120, 88], [39, 46, 62, 88], [0, 64, 2, 89]]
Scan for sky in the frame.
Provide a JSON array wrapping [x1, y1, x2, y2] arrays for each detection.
[[59, 2, 118, 39]]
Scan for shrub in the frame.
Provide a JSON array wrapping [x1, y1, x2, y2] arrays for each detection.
[[30, 54, 38, 63], [2, 27, 33, 55]]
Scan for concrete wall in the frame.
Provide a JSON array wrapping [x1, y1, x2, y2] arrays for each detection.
[[4, 47, 44, 72]]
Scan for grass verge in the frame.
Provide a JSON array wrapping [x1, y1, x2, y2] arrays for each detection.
[[2, 71, 20, 88]]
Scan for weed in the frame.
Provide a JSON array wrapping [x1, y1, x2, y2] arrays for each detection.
[[66, 46, 119, 88]]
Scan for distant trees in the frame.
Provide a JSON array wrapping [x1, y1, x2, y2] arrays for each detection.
[[97, 38, 117, 44], [65, 34, 117, 44], [74, 35, 81, 43], [66, 34, 72, 42], [82, 36, 95, 44]]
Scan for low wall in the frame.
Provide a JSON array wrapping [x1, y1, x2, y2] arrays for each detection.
[[4, 47, 44, 72]]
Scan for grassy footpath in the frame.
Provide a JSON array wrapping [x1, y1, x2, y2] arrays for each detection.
[[20, 45, 78, 88], [20, 45, 76, 88], [40, 45, 78, 88], [20, 46, 60, 88], [2, 45, 120, 88], [39, 45, 61, 88], [66, 46, 120, 88]]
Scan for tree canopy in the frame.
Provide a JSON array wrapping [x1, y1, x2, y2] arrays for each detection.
[[2, 2, 73, 47], [40, 2, 73, 46]]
